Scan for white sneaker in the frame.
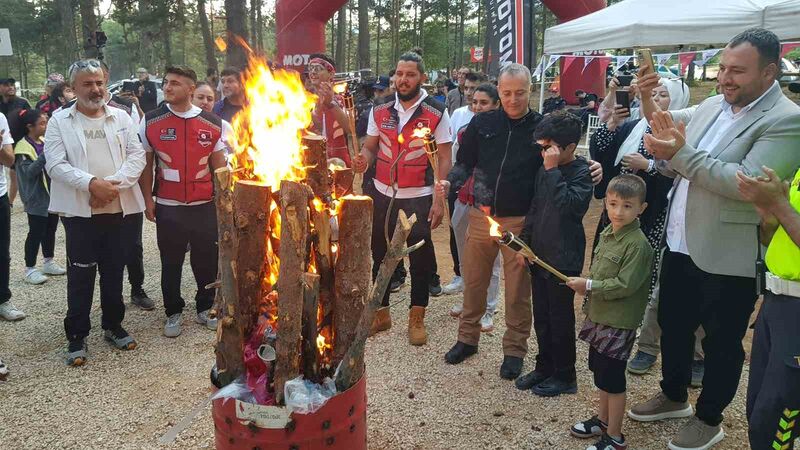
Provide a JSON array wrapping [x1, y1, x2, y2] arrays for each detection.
[[24, 270, 49, 285], [164, 313, 182, 338], [449, 303, 464, 318], [442, 276, 464, 295], [41, 260, 66, 276], [0, 302, 26, 321], [480, 312, 494, 332], [195, 310, 218, 331]]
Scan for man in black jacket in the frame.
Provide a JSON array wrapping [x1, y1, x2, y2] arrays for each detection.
[[444, 63, 602, 380], [133, 68, 158, 113]]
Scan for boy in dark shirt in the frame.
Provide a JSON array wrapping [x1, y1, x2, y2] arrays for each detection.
[[515, 112, 593, 397]]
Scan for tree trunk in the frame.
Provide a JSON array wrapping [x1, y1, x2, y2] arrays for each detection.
[[357, 0, 370, 70], [375, 15, 381, 74], [224, 0, 249, 68], [57, 0, 80, 66], [301, 273, 321, 383], [250, 0, 258, 50], [78, 0, 99, 58], [458, 0, 465, 66], [335, 6, 346, 70], [197, 0, 218, 74], [482, 0, 490, 73], [419, 0, 425, 51], [256, 0, 264, 51], [301, 135, 332, 200], [347, 0, 354, 70]]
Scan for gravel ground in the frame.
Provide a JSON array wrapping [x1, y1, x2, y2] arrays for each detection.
[[0, 198, 756, 449]]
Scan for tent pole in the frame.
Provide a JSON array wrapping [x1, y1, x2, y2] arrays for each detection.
[[538, 55, 546, 112]]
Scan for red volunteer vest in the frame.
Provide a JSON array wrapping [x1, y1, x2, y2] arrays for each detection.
[[373, 97, 445, 188], [313, 97, 351, 167], [145, 105, 222, 203]]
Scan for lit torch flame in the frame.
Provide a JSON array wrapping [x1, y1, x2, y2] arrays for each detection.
[[487, 216, 502, 238], [332, 82, 348, 95], [411, 127, 433, 140], [214, 36, 227, 52]]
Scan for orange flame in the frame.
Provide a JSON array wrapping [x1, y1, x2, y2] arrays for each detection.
[[214, 36, 227, 52], [411, 127, 432, 139], [332, 82, 348, 94], [487, 216, 502, 238]]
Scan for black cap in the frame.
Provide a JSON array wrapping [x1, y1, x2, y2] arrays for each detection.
[[1, 78, 15, 85], [372, 76, 390, 90]]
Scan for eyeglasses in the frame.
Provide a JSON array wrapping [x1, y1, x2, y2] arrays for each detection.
[[307, 64, 327, 74]]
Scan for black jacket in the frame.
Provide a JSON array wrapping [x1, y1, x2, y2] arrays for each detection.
[[134, 79, 158, 113], [519, 157, 593, 275], [449, 108, 544, 217]]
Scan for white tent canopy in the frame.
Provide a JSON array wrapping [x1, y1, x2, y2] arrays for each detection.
[[543, 0, 800, 54]]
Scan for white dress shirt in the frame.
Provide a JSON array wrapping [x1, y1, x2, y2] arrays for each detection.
[[666, 82, 778, 254], [44, 102, 146, 218], [366, 90, 452, 199], [449, 105, 474, 162], [0, 113, 13, 197]]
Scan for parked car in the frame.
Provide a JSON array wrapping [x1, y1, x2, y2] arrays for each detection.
[[780, 58, 799, 84], [108, 78, 164, 105]]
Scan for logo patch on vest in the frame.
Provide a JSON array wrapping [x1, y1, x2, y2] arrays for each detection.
[[197, 129, 213, 148], [160, 128, 177, 141], [380, 117, 397, 130]]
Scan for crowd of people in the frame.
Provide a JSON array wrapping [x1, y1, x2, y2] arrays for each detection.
[[0, 26, 799, 450]]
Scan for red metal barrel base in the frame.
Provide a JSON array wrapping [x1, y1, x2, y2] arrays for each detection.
[[213, 376, 367, 450]]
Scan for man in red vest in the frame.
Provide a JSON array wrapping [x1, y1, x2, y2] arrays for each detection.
[[138, 66, 228, 338], [353, 49, 452, 346], [306, 54, 354, 167]]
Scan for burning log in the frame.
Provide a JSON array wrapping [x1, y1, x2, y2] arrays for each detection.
[[274, 180, 312, 404], [212, 167, 245, 386], [302, 134, 331, 200], [233, 180, 272, 338], [332, 196, 374, 369], [301, 272, 321, 383], [332, 167, 354, 197], [335, 210, 419, 391]]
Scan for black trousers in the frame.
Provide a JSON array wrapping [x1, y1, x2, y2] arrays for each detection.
[[123, 212, 145, 292], [371, 191, 435, 308], [658, 251, 757, 426], [62, 213, 131, 341], [532, 269, 578, 382], [0, 195, 10, 305], [155, 202, 218, 316], [25, 213, 58, 267], [448, 192, 460, 277], [747, 292, 800, 450]]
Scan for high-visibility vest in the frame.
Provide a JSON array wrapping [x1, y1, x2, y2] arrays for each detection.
[[765, 167, 800, 281]]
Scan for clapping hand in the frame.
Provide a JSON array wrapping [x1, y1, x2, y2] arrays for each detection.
[[736, 166, 790, 220], [566, 277, 588, 295], [622, 153, 650, 172], [643, 110, 686, 160]]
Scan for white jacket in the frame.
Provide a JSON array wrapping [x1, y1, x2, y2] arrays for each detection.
[[44, 102, 146, 218]]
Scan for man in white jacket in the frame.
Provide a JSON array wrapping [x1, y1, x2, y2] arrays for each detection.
[[45, 59, 146, 367]]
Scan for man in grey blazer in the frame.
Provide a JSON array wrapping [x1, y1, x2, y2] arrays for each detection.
[[627, 28, 800, 450]]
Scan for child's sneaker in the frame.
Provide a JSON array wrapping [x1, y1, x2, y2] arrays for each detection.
[[586, 433, 626, 450], [571, 416, 608, 438]]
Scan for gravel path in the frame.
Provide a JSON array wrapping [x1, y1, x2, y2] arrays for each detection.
[[0, 198, 755, 449]]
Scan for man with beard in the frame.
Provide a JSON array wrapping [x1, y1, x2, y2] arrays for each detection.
[[353, 49, 452, 346], [45, 59, 146, 366], [213, 67, 245, 123], [306, 54, 354, 167]]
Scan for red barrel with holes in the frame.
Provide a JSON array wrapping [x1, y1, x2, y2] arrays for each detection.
[[212, 376, 367, 450]]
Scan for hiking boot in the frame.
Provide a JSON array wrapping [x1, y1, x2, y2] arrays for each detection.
[[164, 313, 183, 338], [515, 370, 550, 390], [408, 306, 427, 346], [668, 416, 724, 450], [369, 307, 391, 336], [444, 341, 477, 364], [570, 415, 608, 438], [0, 302, 26, 321], [24, 270, 48, 285], [66, 339, 88, 367], [104, 327, 137, 350], [627, 351, 657, 374], [196, 310, 218, 330], [531, 376, 578, 397], [429, 274, 443, 297], [442, 276, 464, 295], [41, 260, 66, 276], [690, 360, 705, 388], [628, 392, 694, 422], [500, 355, 524, 380], [449, 303, 463, 318], [130, 288, 155, 311], [480, 311, 494, 332], [586, 433, 627, 450]]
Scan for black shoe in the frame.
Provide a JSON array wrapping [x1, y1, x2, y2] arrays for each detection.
[[389, 279, 403, 293], [130, 288, 155, 310], [429, 273, 443, 297], [515, 369, 550, 390], [531, 376, 578, 397], [444, 341, 478, 364], [500, 355, 524, 380]]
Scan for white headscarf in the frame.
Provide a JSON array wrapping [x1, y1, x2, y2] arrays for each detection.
[[614, 78, 689, 165]]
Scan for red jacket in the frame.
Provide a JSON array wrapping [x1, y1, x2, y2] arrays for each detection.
[[373, 97, 445, 188], [145, 105, 222, 203]]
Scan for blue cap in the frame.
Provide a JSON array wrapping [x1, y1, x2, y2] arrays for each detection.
[[372, 76, 390, 90]]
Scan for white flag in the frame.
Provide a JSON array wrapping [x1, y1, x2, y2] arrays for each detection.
[[655, 53, 673, 66], [695, 49, 720, 67], [614, 55, 632, 71], [544, 55, 560, 73], [582, 57, 595, 72]]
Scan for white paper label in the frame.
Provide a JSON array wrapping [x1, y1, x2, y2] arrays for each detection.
[[234, 400, 291, 429], [162, 168, 180, 182]]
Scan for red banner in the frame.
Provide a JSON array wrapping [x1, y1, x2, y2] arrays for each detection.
[[781, 43, 800, 58], [563, 57, 578, 73], [678, 53, 697, 74], [470, 47, 484, 63]]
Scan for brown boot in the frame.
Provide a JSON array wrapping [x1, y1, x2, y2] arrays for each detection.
[[369, 307, 392, 336], [408, 306, 427, 346]]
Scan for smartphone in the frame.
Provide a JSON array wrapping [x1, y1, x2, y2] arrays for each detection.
[[615, 90, 630, 110], [121, 81, 137, 94], [636, 48, 655, 76], [617, 74, 634, 87]]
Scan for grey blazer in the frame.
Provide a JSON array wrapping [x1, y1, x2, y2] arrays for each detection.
[[664, 83, 800, 278]]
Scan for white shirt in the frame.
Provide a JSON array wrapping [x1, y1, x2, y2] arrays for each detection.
[[79, 112, 123, 214], [449, 105, 474, 162], [367, 91, 452, 199], [139, 104, 228, 206], [0, 113, 13, 197], [666, 82, 778, 254], [44, 103, 146, 218]]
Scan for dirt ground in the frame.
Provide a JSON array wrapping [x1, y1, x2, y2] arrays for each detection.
[[0, 193, 758, 449]]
